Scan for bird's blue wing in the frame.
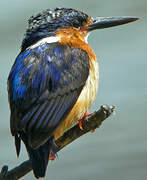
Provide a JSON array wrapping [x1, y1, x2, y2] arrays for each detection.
[[8, 42, 89, 148]]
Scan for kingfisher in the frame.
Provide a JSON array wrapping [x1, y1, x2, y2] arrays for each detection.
[[7, 7, 138, 178]]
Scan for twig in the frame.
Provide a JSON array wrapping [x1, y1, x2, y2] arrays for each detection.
[[0, 105, 115, 180]]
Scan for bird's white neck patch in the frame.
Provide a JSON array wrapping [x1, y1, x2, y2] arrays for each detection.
[[84, 32, 90, 43], [29, 36, 61, 49]]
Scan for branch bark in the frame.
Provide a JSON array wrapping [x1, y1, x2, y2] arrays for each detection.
[[0, 105, 115, 180]]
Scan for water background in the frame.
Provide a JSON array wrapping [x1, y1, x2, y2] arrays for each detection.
[[0, 0, 147, 179]]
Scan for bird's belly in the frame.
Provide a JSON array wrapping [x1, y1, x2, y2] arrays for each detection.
[[54, 59, 99, 140]]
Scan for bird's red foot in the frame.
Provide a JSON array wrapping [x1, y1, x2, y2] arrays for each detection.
[[78, 112, 90, 130], [49, 151, 56, 161]]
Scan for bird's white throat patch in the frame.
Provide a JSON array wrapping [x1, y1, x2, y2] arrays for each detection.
[[84, 32, 90, 43], [29, 36, 61, 49]]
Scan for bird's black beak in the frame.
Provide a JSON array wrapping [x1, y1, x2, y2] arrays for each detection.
[[88, 17, 139, 31]]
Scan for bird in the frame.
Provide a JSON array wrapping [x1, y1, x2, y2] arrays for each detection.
[[7, 7, 138, 178]]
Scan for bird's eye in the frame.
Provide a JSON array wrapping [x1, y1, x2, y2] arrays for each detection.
[[73, 19, 80, 28]]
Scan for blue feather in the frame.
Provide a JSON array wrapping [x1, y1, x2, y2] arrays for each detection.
[[20, 104, 40, 128], [19, 132, 54, 178], [34, 44, 48, 56], [54, 47, 64, 57], [28, 102, 48, 129]]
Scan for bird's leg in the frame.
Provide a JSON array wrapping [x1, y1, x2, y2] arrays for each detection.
[[78, 112, 96, 132], [78, 112, 90, 130], [49, 139, 59, 161], [49, 151, 56, 161]]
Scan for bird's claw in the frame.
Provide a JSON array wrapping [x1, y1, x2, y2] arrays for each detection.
[[78, 112, 90, 130], [49, 151, 58, 161]]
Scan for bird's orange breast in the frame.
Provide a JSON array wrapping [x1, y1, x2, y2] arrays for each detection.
[[54, 28, 99, 140]]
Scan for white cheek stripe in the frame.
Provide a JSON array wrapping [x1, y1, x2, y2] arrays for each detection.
[[29, 36, 61, 49]]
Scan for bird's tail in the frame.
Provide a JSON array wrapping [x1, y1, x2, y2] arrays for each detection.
[[16, 132, 56, 178]]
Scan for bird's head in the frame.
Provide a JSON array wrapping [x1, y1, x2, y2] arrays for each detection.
[[21, 7, 138, 51]]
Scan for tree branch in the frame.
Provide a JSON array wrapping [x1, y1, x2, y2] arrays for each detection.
[[0, 105, 115, 180]]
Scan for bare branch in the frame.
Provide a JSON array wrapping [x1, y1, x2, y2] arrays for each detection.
[[0, 105, 115, 180]]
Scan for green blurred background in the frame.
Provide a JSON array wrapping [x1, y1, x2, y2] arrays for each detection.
[[0, 0, 146, 179]]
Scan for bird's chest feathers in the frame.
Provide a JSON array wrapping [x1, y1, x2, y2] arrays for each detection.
[[77, 58, 99, 112], [67, 59, 99, 124], [58, 30, 99, 118], [56, 28, 99, 105], [54, 58, 99, 140]]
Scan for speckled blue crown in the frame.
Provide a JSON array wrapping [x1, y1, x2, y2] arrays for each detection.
[[27, 7, 88, 32], [22, 8, 88, 51]]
